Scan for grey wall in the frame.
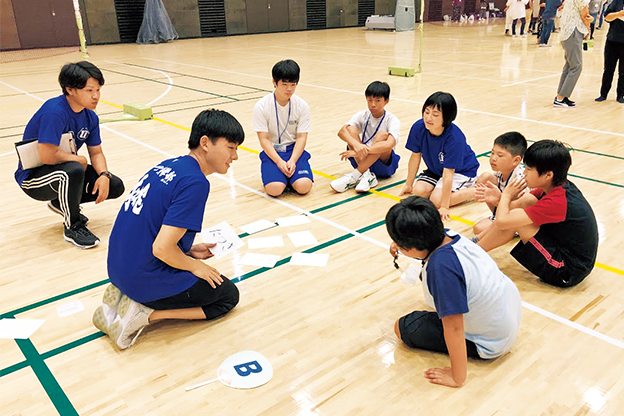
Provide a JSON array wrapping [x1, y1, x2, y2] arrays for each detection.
[[376, 0, 396, 15], [84, 0, 120, 44], [72, 0, 427, 47], [289, 0, 306, 30], [163, 0, 200, 38], [226, 0, 247, 34]]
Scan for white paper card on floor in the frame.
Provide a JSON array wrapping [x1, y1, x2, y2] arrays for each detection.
[[287, 230, 318, 247], [289, 253, 329, 267], [56, 300, 84, 317], [186, 351, 273, 391], [275, 215, 311, 227], [0, 318, 45, 339], [239, 253, 280, 268], [248, 236, 284, 249], [201, 221, 244, 258], [239, 219, 276, 235]]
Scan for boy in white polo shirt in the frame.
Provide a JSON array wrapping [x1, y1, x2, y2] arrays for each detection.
[[253, 59, 313, 197], [330, 81, 401, 193]]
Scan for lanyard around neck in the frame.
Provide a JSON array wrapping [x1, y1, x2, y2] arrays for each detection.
[[498, 170, 513, 191], [273, 93, 291, 144], [492, 171, 514, 217], [362, 111, 386, 145]]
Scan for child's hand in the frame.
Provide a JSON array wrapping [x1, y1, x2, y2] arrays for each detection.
[[502, 177, 527, 200], [285, 160, 296, 177], [424, 367, 463, 388], [475, 182, 502, 205], [277, 160, 291, 177], [339, 150, 356, 161], [438, 207, 451, 221], [399, 183, 413, 196], [352, 142, 369, 159]]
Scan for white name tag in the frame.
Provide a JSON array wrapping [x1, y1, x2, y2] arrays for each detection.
[[274, 144, 288, 152]]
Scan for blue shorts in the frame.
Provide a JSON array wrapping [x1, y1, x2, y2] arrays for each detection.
[[260, 144, 314, 186], [348, 149, 400, 179]]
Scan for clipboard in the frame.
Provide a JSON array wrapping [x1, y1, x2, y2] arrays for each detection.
[[15, 132, 77, 169]]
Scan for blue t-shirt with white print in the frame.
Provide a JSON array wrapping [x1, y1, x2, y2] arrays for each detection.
[[421, 231, 522, 359], [405, 119, 479, 178], [15, 94, 102, 185], [108, 155, 210, 303]]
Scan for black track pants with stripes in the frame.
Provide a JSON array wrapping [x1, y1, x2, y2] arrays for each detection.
[[20, 161, 124, 227]]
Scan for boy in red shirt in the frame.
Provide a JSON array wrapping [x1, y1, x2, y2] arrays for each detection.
[[477, 140, 598, 287]]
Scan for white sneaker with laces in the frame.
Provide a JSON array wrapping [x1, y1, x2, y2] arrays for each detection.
[[355, 170, 378, 193], [330, 172, 360, 193], [109, 295, 153, 350]]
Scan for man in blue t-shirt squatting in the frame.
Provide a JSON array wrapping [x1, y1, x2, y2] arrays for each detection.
[[14, 61, 125, 249]]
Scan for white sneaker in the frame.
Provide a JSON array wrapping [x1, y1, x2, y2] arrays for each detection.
[[109, 295, 153, 350], [92, 284, 123, 336], [355, 171, 378, 193], [330, 172, 360, 193]]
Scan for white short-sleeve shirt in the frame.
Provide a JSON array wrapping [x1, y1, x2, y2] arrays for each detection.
[[253, 93, 311, 148], [506, 0, 529, 20], [346, 110, 401, 148], [493, 164, 525, 192]]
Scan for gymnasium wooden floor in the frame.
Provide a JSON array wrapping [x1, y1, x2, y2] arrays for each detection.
[[1, 20, 624, 416]]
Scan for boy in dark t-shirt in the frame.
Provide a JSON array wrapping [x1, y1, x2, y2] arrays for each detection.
[[477, 140, 598, 287]]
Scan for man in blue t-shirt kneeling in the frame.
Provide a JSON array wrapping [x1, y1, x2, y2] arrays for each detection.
[[94, 109, 244, 350]]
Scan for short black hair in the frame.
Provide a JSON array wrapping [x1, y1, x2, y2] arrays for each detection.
[[523, 140, 571, 187], [58, 61, 104, 95], [385, 196, 445, 254], [272, 59, 300, 84], [494, 131, 528, 158], [188, 109, 245, 149], [421, 91, 457, 128], [365, 81, 390, 100]]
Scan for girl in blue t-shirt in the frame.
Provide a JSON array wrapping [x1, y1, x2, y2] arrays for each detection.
[[401, 92, 479, 220]]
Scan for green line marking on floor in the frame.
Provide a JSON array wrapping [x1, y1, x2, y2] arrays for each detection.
[[12, 319, 79, 416]]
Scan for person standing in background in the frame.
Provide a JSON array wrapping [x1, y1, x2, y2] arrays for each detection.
[[595, 0, 624, 103], [554, 0, 593, 107]]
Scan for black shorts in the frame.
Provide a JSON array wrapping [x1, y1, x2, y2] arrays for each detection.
[[416, 169, 441, 187], [143, 276, 239, 320], [510, 229, 589, 288], [398, 310, 481, 359]]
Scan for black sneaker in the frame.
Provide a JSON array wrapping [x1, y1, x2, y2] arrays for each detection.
[[563, 97, 576, 106], [553, 97, 574, 108], [47, 200, 89, 225], [553, 98, 568, 107], [595, 96, 607, 102], [64, 223, 99, 249]]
